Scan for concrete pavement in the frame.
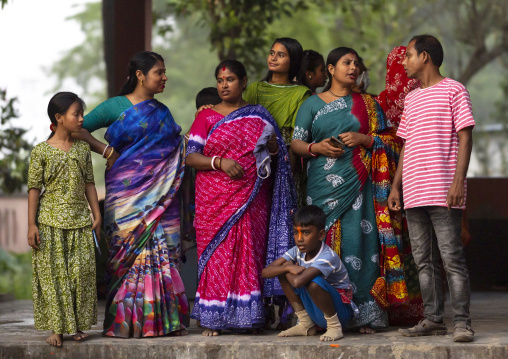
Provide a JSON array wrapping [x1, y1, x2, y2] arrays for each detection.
[[1, 292, 507, 359]]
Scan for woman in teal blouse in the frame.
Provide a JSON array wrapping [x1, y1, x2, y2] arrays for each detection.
[[74, 51, 190, 338]]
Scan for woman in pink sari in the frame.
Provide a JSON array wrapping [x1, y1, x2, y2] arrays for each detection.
[[186, 60, 295, 336]]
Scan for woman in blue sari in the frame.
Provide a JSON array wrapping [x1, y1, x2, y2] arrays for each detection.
[[73, 51, 189, 338]]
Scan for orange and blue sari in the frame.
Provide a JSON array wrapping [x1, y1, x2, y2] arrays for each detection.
[[102, 99, 189, 337]]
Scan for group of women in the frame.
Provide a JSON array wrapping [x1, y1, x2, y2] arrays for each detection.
[[76, 37, 423, 338]]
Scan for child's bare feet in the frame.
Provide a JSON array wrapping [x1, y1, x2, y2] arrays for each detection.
[[46, 333, 63, 347], [202, 328, 220, 336], [359, 326, 376, 334], [73, 331, 88, 341]]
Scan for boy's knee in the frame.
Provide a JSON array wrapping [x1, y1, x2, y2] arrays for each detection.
[[306, 281, 321, 293]]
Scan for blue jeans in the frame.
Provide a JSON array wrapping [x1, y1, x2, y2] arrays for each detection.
[[405, 206, 471, 325]]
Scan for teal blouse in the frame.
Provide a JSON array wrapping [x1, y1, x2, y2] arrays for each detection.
[[83, 96, 132, 132]]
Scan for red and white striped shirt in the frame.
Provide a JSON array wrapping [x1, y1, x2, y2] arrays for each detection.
[[397, 78, 475, 209]]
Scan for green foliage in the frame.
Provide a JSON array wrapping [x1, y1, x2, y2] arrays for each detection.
[[1, 0, 7, 9], [161, 0, 307, 75], [0, 89, 33, 194], [0, 248, 32, 299], [47, 1, 106, 104]]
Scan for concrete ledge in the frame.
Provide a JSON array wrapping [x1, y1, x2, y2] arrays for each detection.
[[1, 293, 508, 359]]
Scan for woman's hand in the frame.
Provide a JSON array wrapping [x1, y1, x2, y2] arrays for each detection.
[[313, 138, 345, 158], [220, 158, 244, 180], [106, 149, 120, 170], [92, 218, 102, 242], [194, 104, 215, 118], [28, 224, 40, 250], [267, 133, 278, 154], [339, 132, 371, 147]]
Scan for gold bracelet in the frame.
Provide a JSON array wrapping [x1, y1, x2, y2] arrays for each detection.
[[106, 147, 115, 159]]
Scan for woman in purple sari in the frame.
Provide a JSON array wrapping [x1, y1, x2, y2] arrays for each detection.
[[74, 51, 189, 338]]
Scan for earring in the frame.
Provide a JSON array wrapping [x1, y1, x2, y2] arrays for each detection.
[[309, 76, 312, 79], [141, 79, 143, 85]]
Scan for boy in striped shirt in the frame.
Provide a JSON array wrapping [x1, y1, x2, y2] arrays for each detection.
[[388, 34, 475, 342]]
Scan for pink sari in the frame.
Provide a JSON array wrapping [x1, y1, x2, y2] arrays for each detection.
[[188, 105, 281, 329]]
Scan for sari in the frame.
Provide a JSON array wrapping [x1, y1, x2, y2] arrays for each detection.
[[102, 99, 189, 337], [375, 46, 425, 326], [293, 93, 410, 329], [188, 105, 295, 330]]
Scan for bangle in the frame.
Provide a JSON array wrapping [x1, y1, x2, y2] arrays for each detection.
[[269, 146, 279, 156], [368, 135, 375, 148], [106, 147, 115, 159], [308, 142, 318, 157], [102, 145, 110, 158], [211, 155, 218, 170]]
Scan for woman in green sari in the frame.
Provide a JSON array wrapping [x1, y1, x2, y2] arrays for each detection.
[[244, 37, 311, 329], [291, 47, 410, 333], [244, 37, 311, 146]]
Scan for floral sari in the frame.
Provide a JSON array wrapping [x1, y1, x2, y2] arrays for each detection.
[[293, 93, 410, 329], [188, 105, 295, 330], [375, 46, 424, 325], [102, 99, 189, 337]]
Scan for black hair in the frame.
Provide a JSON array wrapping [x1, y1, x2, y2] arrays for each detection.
[[118, 51, 165, 96], [297, 50, 325, 88], [410, 34, 444, 68], [214, 59, 248, 82], [323, 47, 359, 91], [262, 37, 303, 83], [47, 92, 85, 139], [293, 205, 327, 231], [195, 87, 222, 109]]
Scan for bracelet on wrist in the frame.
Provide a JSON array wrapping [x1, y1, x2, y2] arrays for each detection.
[[269, 146, 279, 156], [211, 155, 218, 170], [368, 135, 375, 148], [308, 142, 318, 157], [102, 145, 110, 158], [106, 147, 115, 159]]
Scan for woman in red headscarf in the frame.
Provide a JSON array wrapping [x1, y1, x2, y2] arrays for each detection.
[[375, 46, 424, 326]]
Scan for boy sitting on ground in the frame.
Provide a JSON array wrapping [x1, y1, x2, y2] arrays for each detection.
[[262, 205, 357, 341]]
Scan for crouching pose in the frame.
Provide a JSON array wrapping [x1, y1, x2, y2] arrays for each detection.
[[262, 205, 357, 341]]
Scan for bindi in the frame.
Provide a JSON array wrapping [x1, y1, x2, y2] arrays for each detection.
[[295, 227, 303, 239]]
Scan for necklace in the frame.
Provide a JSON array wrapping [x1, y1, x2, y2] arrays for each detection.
[[328, 89, 350, 98]]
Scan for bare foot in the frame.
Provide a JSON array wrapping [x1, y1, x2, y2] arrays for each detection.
[[73, 331, 89, 341], [169, 329, 189, 336], [46, 333, 63, 347], [202, 328, 220, 336], [359, 326, 376, 334]]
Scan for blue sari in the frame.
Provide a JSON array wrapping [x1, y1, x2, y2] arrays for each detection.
[[102, 99, 189, 338]]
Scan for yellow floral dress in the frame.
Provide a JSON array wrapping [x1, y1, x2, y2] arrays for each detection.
[[28, 140, 97, 334]]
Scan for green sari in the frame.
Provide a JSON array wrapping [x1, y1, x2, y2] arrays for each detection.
[[244, 81, 311, 145]]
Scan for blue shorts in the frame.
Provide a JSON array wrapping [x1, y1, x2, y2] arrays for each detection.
[[294, 276, 354, 328]]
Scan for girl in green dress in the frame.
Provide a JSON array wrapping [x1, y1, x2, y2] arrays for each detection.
[[27, 92, 101, 347]]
